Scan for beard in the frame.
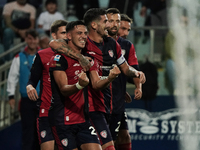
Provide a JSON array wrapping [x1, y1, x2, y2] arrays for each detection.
[[97, 29, 108, 39], [108, 30, 118, 36]]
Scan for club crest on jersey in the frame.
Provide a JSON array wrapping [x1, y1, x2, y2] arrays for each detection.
[[41, 130, 46, 138], [100, 130, 107, 138], [122, 49, 126, 56], [54, 55, 61, 61], [108, 50, 114, 57], [90, 59, 94, 66], [61, 138, 68, 147]]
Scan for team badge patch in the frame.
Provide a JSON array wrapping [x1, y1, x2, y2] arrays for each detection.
[[90, 59, 94, 66], [54, 55, 61, 61], [108, 50, 114, 57], [100, 130, 107, 138], [41, 130, 46, 138], [61, 138, 68, 147]]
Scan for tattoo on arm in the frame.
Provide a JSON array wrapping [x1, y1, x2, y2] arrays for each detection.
[[126, 66, 137, 77]]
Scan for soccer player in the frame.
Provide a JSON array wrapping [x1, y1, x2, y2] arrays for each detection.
[[118, 14, 133, 39], [49, 20, 120, 150], [49, 8, 146, 150], [27, 19, 91, 150], [26, 20, 68, 150], [106, 8, 142, 150]]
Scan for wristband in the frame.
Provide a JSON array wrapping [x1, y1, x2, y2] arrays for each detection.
[[76, 82, 84, 90]]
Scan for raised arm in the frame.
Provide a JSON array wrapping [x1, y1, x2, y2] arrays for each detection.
[[89, 65, 121, 90], [49, 39, 91, 72]]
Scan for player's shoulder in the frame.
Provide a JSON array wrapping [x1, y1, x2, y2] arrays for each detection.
[[104, 36, 118, 46], [38, 47, 53, 54], [117, 36, 132, 45]]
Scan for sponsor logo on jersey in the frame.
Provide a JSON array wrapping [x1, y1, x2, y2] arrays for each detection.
[[54, 55, 61, 61], [108, 50, 114, 57], [61, 138, 68, 147], [100, 130, 107, 138], [41, 130, 46, 138], [89, 52, 96, 55], [73, 63, 80, 67]]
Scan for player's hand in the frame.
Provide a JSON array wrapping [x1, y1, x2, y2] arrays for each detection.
[[49, 39, 67, 54], [26, 84, 38, 101], [78, 71, 89, 87], [78, 55, 92, 72], [125, 92, 132, 103], [108, 65, 121, 82], [134, 88, 142, 100], [134, 71, 146, 84], [9, 99, 15, 109]]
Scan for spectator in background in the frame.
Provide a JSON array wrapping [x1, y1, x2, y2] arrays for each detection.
[[37, 0, 64, 36], [72, 0, 99, 20], [108, 0, 138, 23], [7, 29, 40, 150], [39, 33, 50, 49], [140, 0, 168, 57], [2, 0, 36, 51]]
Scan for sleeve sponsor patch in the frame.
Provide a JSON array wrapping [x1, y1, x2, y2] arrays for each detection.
[[54, 55, 61, 61]]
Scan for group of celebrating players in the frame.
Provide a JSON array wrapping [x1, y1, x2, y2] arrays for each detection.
[[26, 8, 146, 150]]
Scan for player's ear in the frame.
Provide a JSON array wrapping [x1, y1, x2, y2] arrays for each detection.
[[51, 33, 56, 39], [66, 32, 71, 40], [91, 21, 97, 30]]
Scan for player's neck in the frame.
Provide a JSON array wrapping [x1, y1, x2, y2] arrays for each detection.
[[68, 43, 81, 54], [88, 31, 103, 43], [108, 34, 118, 40]]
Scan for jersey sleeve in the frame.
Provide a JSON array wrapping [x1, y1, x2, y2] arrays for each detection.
[[7, 55, 20, 99], [89, 58, 99, 72], [115, 41, 126, 65], [127, 44, 139, 66], [49, 54, 68, 72], [27, 53, 43, 88]]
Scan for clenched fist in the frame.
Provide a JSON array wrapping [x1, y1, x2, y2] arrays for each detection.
[[108, 65, 121, 82], [78, 71, 89, 87]]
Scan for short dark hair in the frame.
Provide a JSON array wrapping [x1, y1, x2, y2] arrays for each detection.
[[45, 0, 57, 6], [66, 20, 86, 33], [106, 8, 120, 14], [120, 14, 133, 24], [25, 29, 39, 38], [50, 20, 68, 33], [83, 8, 106, 28]]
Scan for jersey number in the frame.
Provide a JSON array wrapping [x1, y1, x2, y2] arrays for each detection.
[[115, 121, 121, 132], [89, 126, 97, 135]]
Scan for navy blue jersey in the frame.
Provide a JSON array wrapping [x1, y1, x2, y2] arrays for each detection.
[[85, 36, 125, 114], [112, 36, 139, 114]]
